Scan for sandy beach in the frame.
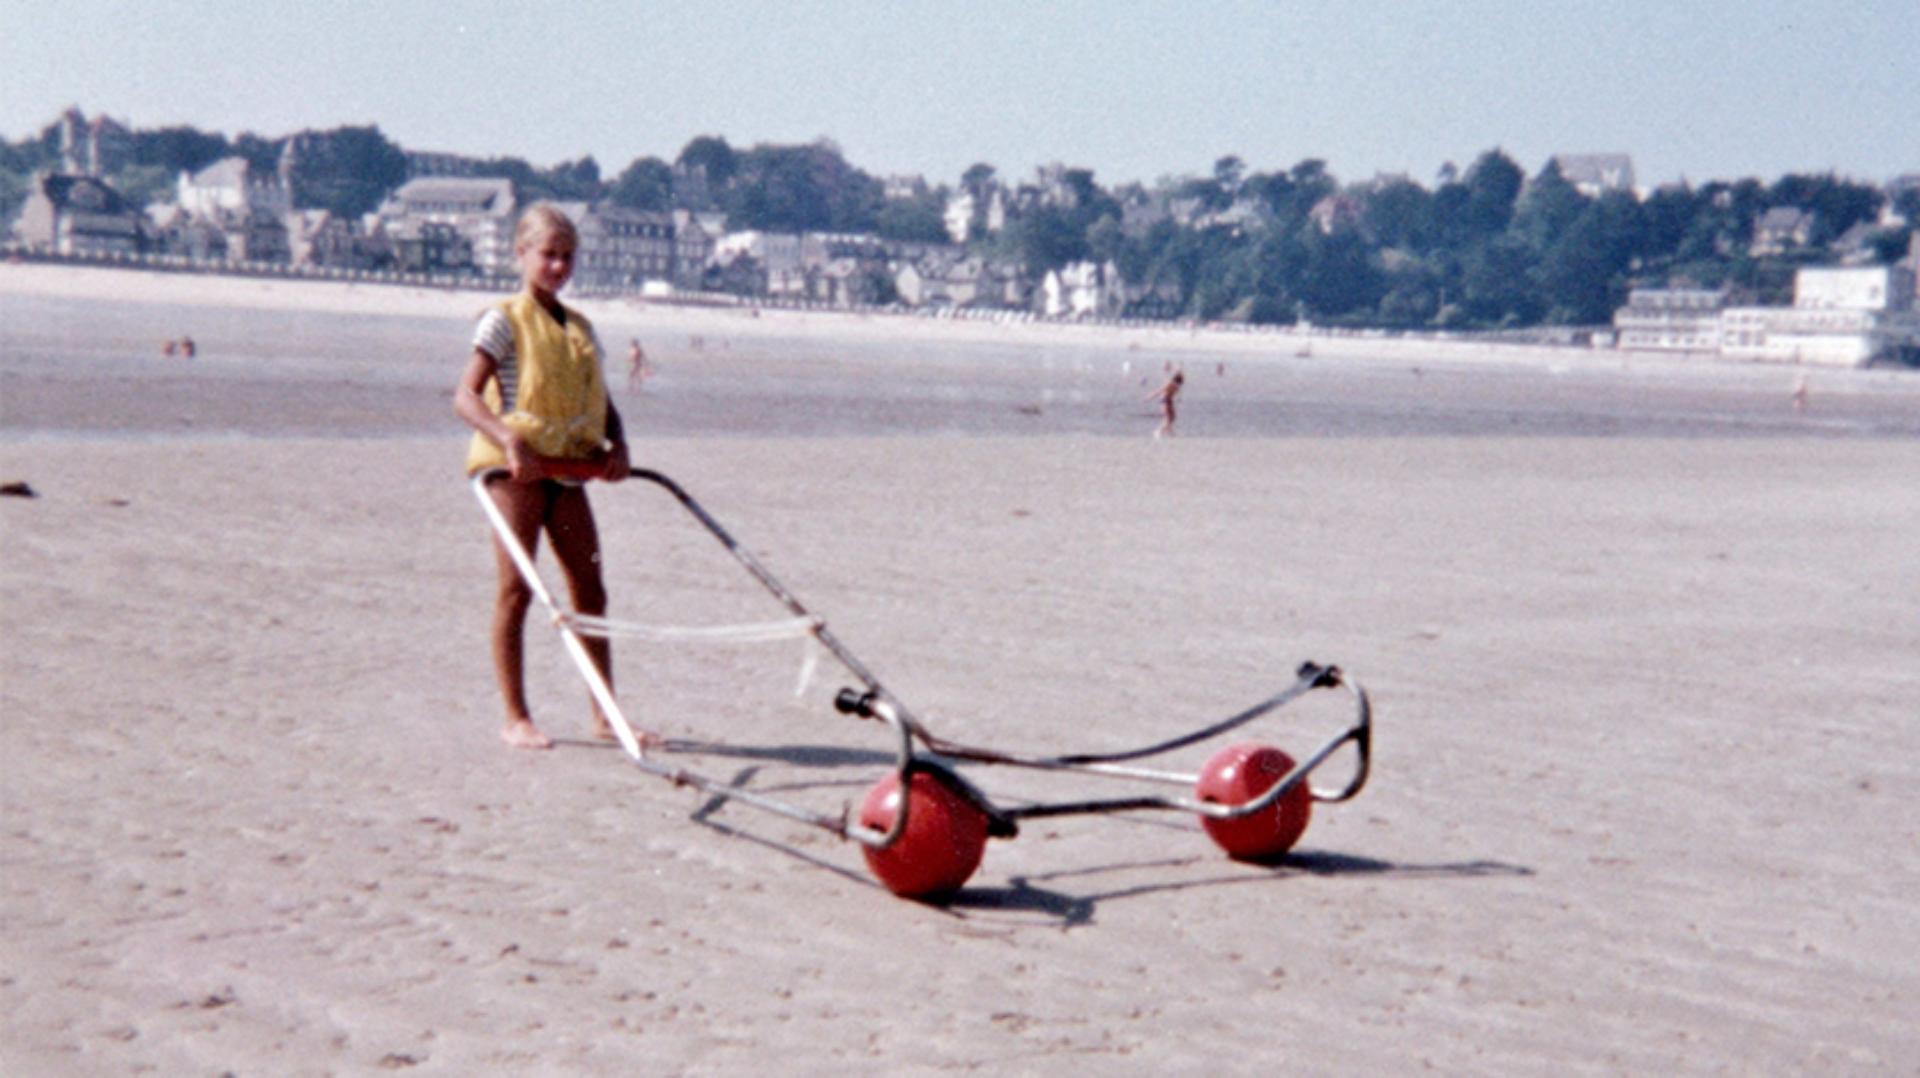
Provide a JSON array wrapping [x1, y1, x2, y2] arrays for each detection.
[[3, 263, 1918, 1073]]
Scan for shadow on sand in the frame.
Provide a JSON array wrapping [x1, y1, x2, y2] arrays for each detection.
[[661, 749, 1532, 926], [559, 736, 897, 770], [942, 852, 1534, 928]]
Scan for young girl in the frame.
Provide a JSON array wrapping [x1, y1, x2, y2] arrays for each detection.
[[454, 204, 654, 751]]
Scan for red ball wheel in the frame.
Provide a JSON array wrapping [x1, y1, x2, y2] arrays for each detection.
[[858, 769, 989, 898], [1196, 743, 1312, 861]]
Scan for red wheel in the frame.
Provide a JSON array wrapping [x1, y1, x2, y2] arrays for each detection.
[[858, 770, 989, 898], [1196, 743, 1312, 861]]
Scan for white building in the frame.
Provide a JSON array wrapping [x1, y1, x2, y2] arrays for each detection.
[[548, 201, 674, 290], [1612, 288, 1729, 352], [378, 177, 518, 278], [1720, 266, 1918, 366], [11, 173, 143, 255], [712, 230, 807, 296], [942, 186, 1008, 244], [1041, 260, 1126, 320], [176, 157, 291, 218], [1615, 266, 1919, 367], [669, 210, 721, 287], [943, 190, 977, 244], [1550, 154, 1636, 197]]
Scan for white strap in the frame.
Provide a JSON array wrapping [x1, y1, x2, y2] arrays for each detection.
[[557, 612, 821, 644]]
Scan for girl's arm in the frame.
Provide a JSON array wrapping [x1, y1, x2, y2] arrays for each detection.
[[602, 401, 631, 481], [453, 348, 539, 480]]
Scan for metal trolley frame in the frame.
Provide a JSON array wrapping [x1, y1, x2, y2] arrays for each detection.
[[471, 467, 1372, 871]]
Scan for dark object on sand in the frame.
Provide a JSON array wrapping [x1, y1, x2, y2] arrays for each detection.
[[2, 481, 37, 498]]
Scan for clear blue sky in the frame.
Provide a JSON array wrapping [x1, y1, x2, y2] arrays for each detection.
[[3, 0, 1913, 190]]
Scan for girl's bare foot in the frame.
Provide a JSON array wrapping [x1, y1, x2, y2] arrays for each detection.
[[502, 719, 554, 750], [592, 717, 667, 751]]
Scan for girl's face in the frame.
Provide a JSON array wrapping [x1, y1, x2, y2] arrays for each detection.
[[518, 230, 575, 296]]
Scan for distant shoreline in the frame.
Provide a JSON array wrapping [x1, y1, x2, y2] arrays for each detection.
[[4, 257, 1913, 382], [0, 257, 1644, 371]]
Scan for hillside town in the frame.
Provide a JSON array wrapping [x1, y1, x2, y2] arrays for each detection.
[[6, 110, 1140, 319], [8, 108, 1919, 366]]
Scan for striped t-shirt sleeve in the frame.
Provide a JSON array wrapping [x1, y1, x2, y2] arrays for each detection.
[[472, 310, 518, 411]]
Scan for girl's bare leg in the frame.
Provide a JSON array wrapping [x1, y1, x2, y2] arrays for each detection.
[[487, 477, 554, 749], [547, 486, 662, 746]]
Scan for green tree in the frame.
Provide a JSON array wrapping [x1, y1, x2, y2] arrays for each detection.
[[1510, 159, 1588, 254], [960, 162, 997, 197], [1084, 213, 1126, 266], [1231, 230, 1309, 322], [1361, 177, 1433, 250], [1133, 222, 1229, 316], [0, 169, 27, 224], [1247, 159, 1335, 227], [677, 135, 737, 186], [233, 132, 281, 173], [1461, 234, 1540, 324], [1176, 173, 1230, 212], [1373, 248, 1446, 327], [1113, 217, 1177, 288], [1177, 228, 1251, 319], [1214, 155, 1246, 196], [1893, 188, 1920, 228], [1461, 149, 1524, 237], [1539, 190, 1642, 323], [1768, 172, 1883, 244], [1679, 179, 1764, 261], [874, 187, 950, 243], [724, 140, 881, 232], [1636, 184, 1699, 266], [1866, 226, 1915, 264], [608, 156, 674, 211], [1062, 167, 1102, 210], [538, 156, 602, 201], [993, 206, 1087, 275], [1297, 226, 1381, 318], [286, 126, 409, 216], [108, 163, 174, 209], [1244, 169, 1296, 220], [129, 125, 230, 174], [1427, 178, 1474, 248]]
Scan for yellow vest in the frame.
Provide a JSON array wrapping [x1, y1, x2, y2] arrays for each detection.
[[465, 292, 609, 475]]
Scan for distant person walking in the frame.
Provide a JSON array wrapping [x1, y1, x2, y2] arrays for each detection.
[[627, 337, 651, 391], [1790, 372, 1810, 415], [1147, 367, 1185, 439]]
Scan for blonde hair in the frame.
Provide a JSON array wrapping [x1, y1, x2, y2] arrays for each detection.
[[514, 203, 578, 253]]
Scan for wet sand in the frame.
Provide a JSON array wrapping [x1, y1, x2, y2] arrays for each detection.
[[2, 265, 1918, 1072]]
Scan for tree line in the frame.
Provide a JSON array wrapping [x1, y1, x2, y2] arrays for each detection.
[[4, 115, 1913, 329]]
